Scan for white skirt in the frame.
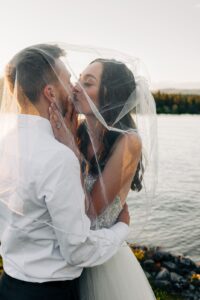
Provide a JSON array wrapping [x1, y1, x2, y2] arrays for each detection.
[[80, 245, 156, 300]]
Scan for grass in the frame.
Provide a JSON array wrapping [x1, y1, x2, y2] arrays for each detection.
[[153, 288, 184, 300]]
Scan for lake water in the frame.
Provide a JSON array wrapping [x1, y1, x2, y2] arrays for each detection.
[[127, 115, 200, 262]]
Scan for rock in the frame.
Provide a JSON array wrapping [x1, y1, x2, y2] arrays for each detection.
[[189, 284, 195, 291], [143, 260, 156, 272], [173, 282, 183, 291], [182, 292, 196, 300], [152, 251, 172, 262], [195, 265, 200, 273], [190, 270, 196, 275], [174, 256, 180, 264], [170, 272, 184, 283], [178, 257, 197, 270], [151, 272, 157, 278], [128, 244, 200, 298], [179, 278, 189, 289], [193, 294, 200, 300], [154, 279, 171, 290], [178, 267, 191, 276], [155, 262, 162, 272], [156, 268, 170, 280], [162, 261, 177, 271], [191, 279, 200, 287]]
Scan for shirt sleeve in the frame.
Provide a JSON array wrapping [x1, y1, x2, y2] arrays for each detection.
[[40, 146, 129, 267]]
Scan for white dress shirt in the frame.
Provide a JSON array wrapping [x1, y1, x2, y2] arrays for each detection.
[[0, 115, 129, 282]]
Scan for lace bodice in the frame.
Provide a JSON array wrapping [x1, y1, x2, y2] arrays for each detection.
[[84, 174, 122, 229]]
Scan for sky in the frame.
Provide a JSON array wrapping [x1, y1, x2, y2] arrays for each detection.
[[0, 0, 200, 88]]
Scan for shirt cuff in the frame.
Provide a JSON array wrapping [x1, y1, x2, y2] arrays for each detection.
[[110, 222, 130, 244]]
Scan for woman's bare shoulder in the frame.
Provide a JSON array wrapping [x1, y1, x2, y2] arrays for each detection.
[[115, 132, 142, 154]]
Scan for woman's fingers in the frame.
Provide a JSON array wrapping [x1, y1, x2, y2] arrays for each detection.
[[50, 103, 66, 128], [49, 104, 80, 158], [67, 102, 73, 119], [49, 102, 77, 138], [49, 107, 58, 132], [49, 106, 56, 124]]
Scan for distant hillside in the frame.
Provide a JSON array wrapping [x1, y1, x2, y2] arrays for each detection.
[[151, 81, 200, 91]]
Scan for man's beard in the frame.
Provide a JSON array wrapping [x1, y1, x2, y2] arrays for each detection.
[[60, 103, 67, 117], [57, 97, 68, 117]]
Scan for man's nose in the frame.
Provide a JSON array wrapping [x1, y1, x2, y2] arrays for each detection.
[[73, 82, 82, 93], [68, 81, 74, 91]]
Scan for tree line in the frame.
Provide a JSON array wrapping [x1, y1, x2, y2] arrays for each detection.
[[153, 91, 200, 114]]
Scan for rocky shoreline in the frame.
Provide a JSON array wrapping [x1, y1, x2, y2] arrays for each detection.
[[129, 244, 200, 300]]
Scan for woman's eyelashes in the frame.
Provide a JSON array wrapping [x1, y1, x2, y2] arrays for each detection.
[[83, 81, 93, 87]]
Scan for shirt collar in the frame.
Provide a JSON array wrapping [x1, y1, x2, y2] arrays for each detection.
[[18, 114, 54, 137]]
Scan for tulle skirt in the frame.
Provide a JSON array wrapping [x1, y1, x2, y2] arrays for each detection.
[[80, 245, 156, 300]]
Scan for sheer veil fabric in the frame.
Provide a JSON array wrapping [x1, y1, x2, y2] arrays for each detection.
[[0, 43, 157, 239], [0, 43, 157, 299]]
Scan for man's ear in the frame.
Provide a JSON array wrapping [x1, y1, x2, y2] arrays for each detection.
[[43, 85, 56, 104]]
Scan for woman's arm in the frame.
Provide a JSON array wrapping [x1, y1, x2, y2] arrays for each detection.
[[87, 133, 142, 219]]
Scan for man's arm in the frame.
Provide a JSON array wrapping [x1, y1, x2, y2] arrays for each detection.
[[41, 147, 130, 267]]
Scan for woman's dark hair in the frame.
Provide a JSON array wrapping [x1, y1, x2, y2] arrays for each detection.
[[77, 58, 143, 191]]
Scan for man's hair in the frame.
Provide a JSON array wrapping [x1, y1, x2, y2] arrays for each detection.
[[5, 44, 66, 103]]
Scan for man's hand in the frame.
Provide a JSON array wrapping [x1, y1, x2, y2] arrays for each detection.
[[117, 203, 130, 226]]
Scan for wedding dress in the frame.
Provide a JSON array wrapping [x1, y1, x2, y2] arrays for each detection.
[[79, 174, 156, 300]]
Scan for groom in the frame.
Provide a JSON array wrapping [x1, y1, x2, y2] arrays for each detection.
[[0, 44, 130, 300]]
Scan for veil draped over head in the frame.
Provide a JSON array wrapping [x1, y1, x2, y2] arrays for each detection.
[[0, 43, 157, 243]]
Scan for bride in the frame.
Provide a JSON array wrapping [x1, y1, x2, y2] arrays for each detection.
[[49, 57, 156, 299]]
